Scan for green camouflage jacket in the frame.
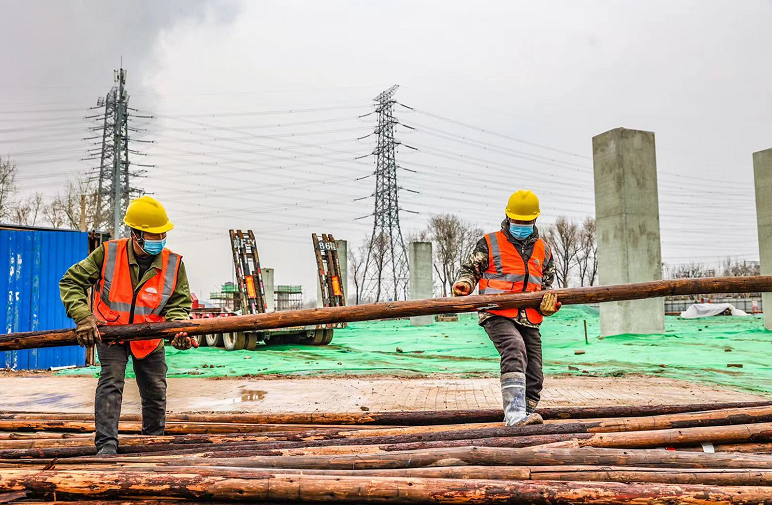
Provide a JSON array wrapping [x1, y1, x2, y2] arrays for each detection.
[[456, 220, 556, 328], [59, 242, 192, 351]]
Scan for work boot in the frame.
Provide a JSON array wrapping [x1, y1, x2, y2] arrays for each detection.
[[515, 412, 544, 425], [526, 397, 538, 415], [519, 397, 544, 426], [500, 372, 527, 426], [96, 444, 117, 456]]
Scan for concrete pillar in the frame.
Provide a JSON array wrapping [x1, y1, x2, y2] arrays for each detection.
[[409, 241, 434, 326], [263, 268, 275, 312], [335, 239, 348, 304], [754, 148, 772, 330], [593, 128, 664, 336]]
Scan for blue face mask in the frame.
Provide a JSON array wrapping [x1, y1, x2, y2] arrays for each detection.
[[142, 238, 166, 255], [509, 223, 534, 240]]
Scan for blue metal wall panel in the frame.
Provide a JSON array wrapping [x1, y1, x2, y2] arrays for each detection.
[[0, 228, 88, 370]]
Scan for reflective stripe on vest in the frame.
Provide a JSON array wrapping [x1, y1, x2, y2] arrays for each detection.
[[479, 231, 549, 324], [94, 239, 182, 359]]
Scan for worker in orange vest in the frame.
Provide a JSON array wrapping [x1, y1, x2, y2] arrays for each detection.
[[452, 190, 559, 426], [60, 196, 195, 455]]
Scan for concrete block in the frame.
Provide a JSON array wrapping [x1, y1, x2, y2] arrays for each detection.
[[409, 241, 434, 326], [593, 127, 664, 336], [263, 268, 275, 312], [754, 148, 772, 330], [336, 239, 348, 303]]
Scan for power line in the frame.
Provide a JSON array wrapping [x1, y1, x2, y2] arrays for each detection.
[[136, 103, 371, 118]]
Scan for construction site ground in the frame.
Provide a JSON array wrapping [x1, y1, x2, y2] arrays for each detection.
[[0, 305, 769, 413], [0, 375, 766, 414]]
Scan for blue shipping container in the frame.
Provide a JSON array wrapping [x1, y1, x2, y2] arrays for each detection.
[[0, 227, 88, 370]]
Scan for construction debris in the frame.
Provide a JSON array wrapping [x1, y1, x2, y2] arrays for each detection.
[[2, 402, 772, 503]]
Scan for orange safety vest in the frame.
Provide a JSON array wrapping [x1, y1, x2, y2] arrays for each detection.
[[93, 239, 182, 359], [478, 231, 551, 325]]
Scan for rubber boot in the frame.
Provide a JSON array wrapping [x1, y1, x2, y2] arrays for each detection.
[[500, 372, 528, 426]]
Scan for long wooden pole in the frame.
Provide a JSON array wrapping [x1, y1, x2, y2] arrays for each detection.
[[4, 401, 770, 424], [11, 463, 772, 487], [4, 469, 772, 504], [113, 465, 772, 487], [1, 276, 768, 351]]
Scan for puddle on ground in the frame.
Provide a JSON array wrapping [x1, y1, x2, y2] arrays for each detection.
[[238, 389, 267, 402]]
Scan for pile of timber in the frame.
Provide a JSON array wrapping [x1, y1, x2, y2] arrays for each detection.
[[2, 402, 772, 503]]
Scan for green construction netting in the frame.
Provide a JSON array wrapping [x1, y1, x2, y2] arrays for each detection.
[[58, 306, 772, 393]]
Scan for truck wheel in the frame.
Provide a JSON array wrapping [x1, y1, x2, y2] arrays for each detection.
[[206, 334, 224, 348], [223, 332, 246, 351], [322, 329, 334, 345], [308, 328, 326, 345], [192, 334, 208, 347], [245, 333, 259, 351]]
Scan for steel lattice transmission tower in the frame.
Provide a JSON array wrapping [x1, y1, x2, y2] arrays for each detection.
[[363, 85, 410, 302], [93, 68, 138, 238]]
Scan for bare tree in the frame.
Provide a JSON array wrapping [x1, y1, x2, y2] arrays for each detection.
[[43, 198, 68, 229], [348, 238, 370, 305], [406, 228, 431, 243], [367, 232, 389, 302], [545, 216, 580, 288], [44, 179, 103, 231], [11, 192, 45, 226], [29, 192, 45, 226], [11, 201, 31, 226], [0, 157, 17, 221], [425, 214, 482, 297], [668, 262, 715, 279], [575, 217, 598, 286], [722, 258, 761, 277]]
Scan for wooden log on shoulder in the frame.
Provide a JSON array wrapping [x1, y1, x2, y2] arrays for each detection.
[[4, 469, 772, 504], [1, 276, 769, 351]]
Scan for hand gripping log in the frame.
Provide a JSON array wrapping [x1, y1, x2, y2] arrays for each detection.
[[1, 276, 770, 352]]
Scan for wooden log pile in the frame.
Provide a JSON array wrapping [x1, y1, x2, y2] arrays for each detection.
[[2, 402, 772, 503]]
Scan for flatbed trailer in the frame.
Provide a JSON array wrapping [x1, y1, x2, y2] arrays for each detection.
[[200, 231, 345, 350]]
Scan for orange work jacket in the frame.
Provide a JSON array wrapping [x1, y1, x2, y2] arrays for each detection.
[[93, 239, 182, 359], [478, 231, 551, 325]]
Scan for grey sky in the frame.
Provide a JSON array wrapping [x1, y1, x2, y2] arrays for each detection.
[[1, 0, 770, 300]]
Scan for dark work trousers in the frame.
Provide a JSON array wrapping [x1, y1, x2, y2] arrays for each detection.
[[94, 343, 168, 451], [482, 316, 544, 405]]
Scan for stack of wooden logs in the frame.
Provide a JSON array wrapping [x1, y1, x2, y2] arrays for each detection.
[[2, 401, 772, 504]]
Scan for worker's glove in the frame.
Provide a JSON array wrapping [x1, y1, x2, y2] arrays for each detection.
[[171, 332, 198, 351], [540, 292, 561, 317], [75, 315, 101, 347], [452, 280, 473, 297]]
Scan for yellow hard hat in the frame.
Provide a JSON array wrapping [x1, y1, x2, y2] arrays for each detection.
[[123, 196, 174, 234], [505, 190, 540, 221]]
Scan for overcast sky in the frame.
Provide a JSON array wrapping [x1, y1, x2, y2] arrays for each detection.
[[1, 0, 771, 301]]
